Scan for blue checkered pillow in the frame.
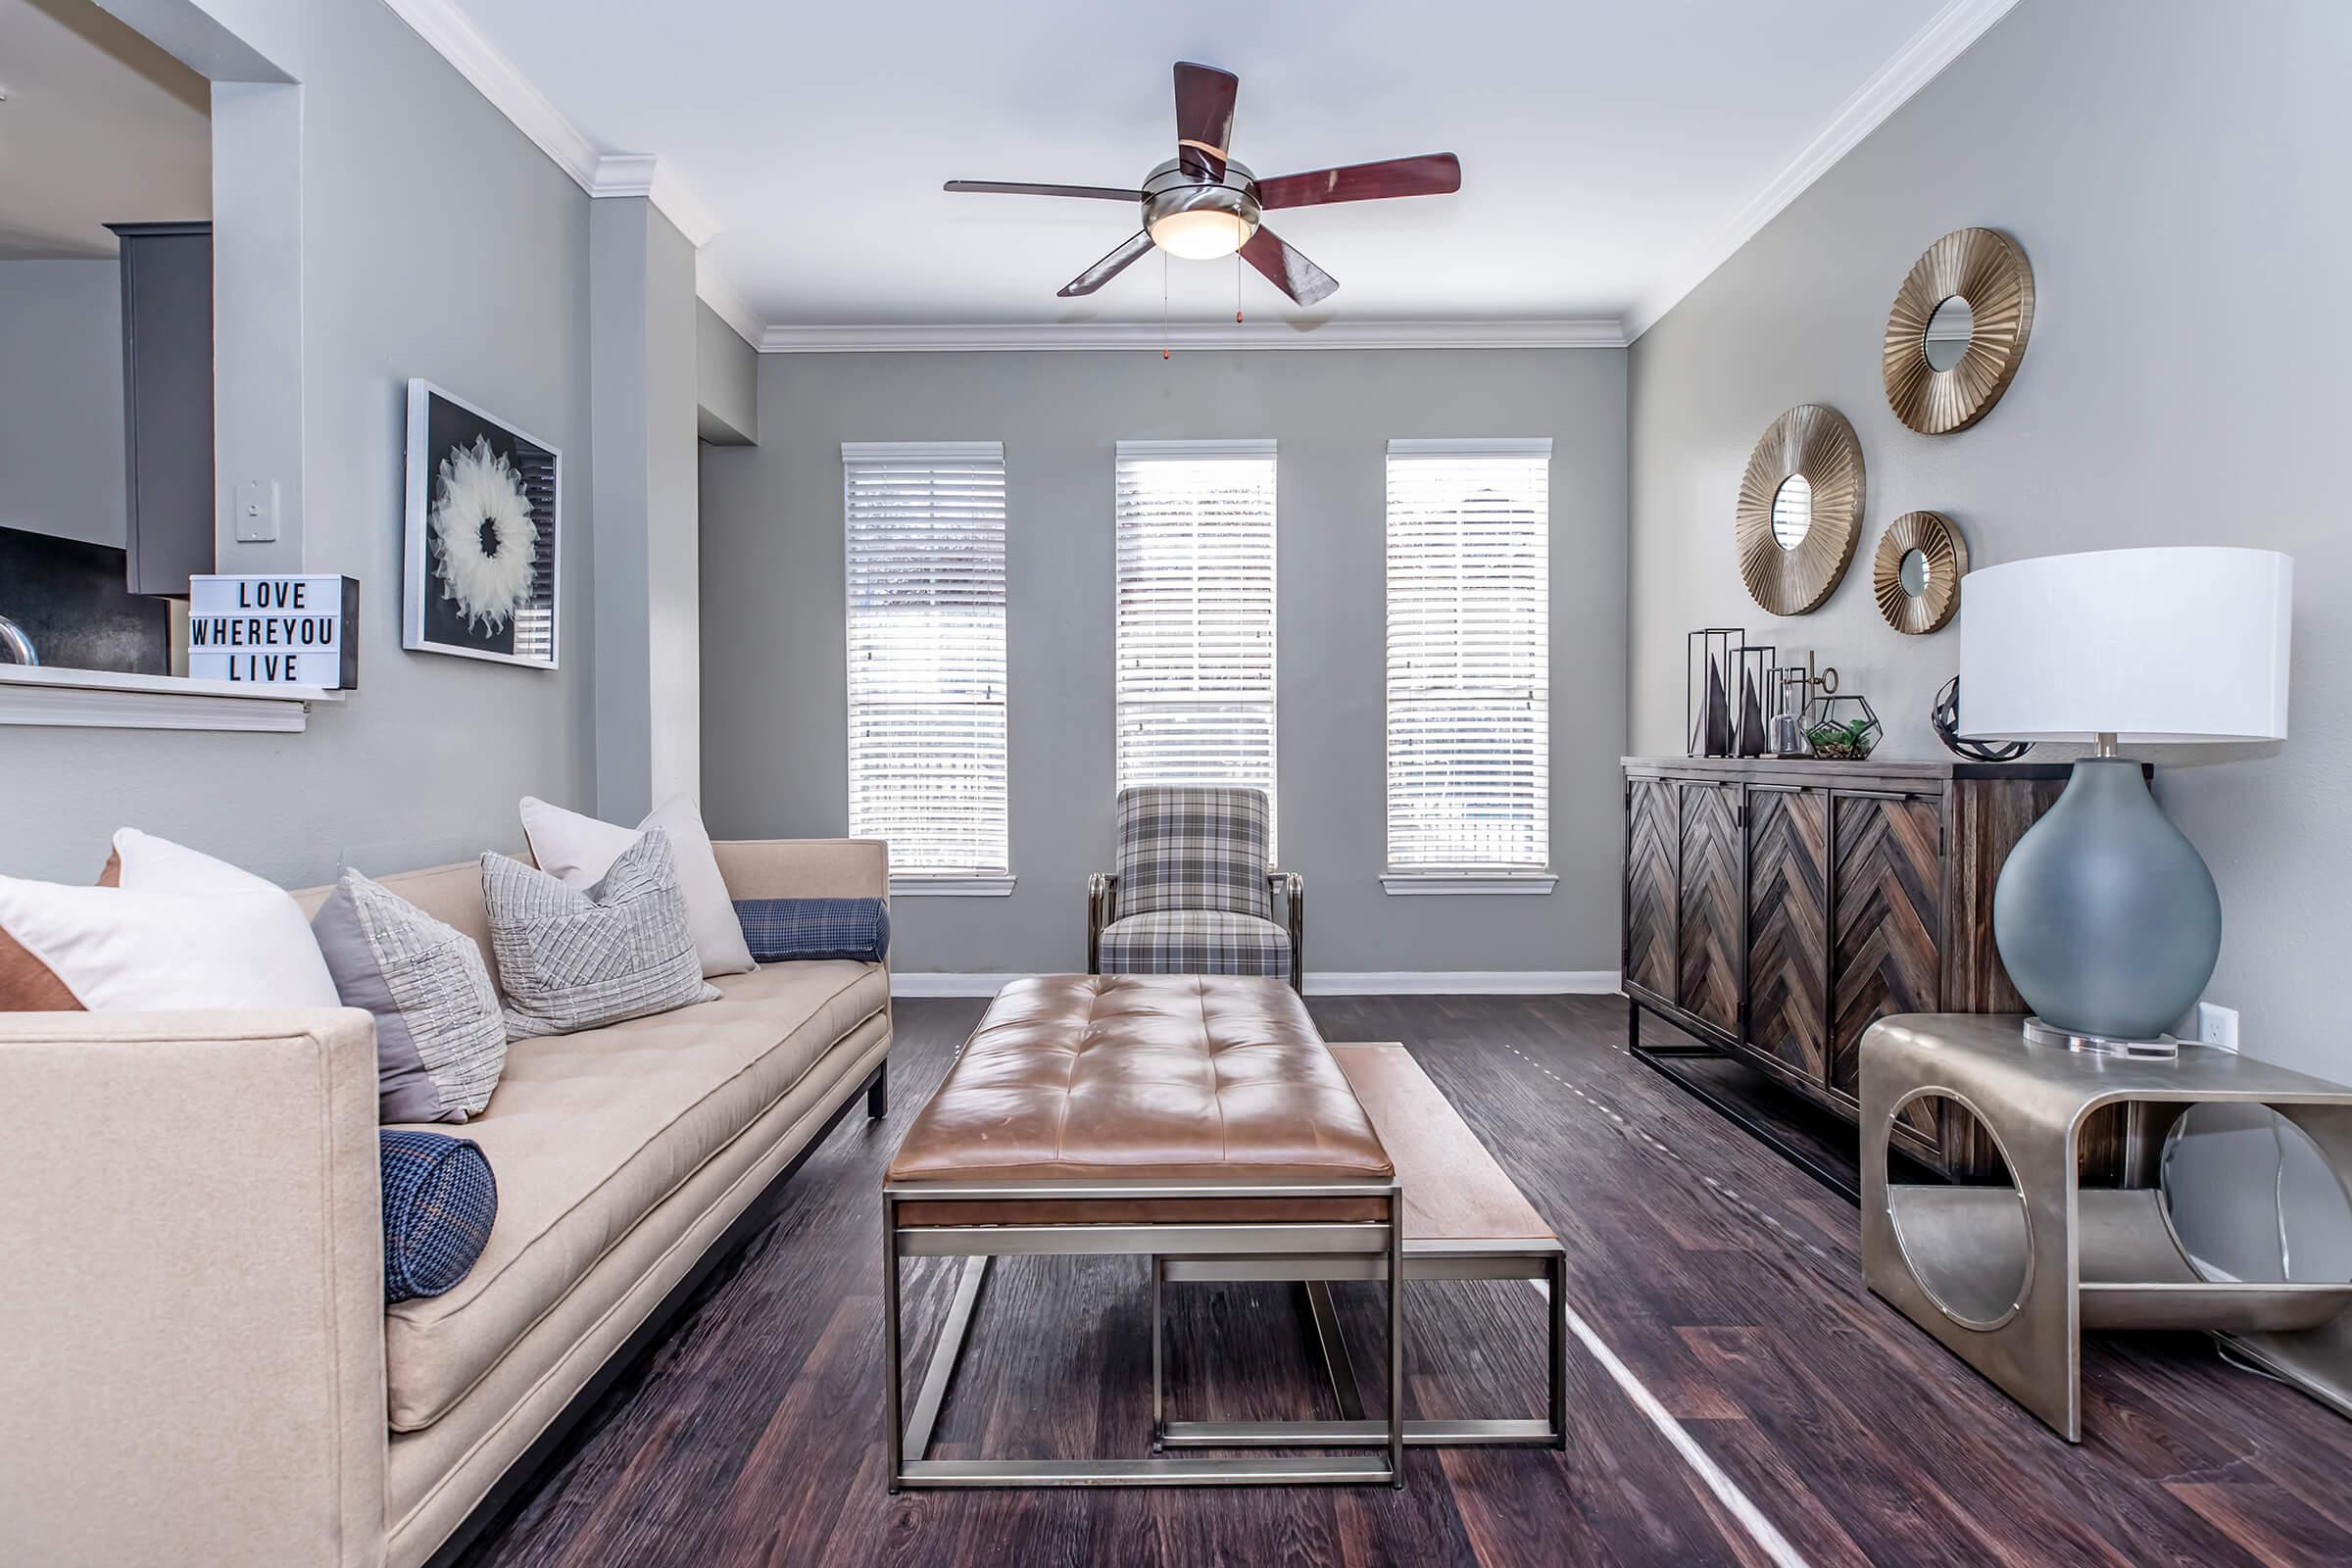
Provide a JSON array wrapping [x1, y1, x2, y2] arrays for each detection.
[[733, 898, 891, 963], [381, 1129, 497, 1304]]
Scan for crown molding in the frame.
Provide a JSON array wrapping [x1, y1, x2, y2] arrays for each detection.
[[1624, 0, 2025, 341], [588, 153, 721, 248], [758, 318, 1627, 354], [695, 255, 762, 347], [380, 0, 720, 249], [379, 0, 599, 186]]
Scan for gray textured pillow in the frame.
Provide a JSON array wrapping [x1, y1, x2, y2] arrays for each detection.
[[313, 868, 508, 1123], [480, 829, 720, 1040]]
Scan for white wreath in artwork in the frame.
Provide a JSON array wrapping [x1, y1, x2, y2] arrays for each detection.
[[429, 435, 539, 634]]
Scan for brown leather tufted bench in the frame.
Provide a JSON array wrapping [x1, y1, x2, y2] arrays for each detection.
[[881, 974, 1407, 1489]]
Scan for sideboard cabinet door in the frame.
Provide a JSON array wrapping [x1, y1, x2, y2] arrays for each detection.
[[1676, 782, 1741, 1037], [1745, 787, 1830, 1085], [1828, 792, 1943, 1141], [1625, 778, 1680, 1003]]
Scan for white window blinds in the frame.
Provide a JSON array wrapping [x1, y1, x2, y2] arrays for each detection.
[[1385, 439, 1551, 874], [1113, 440, 1278, 850], [843, 442, 1009, 878]]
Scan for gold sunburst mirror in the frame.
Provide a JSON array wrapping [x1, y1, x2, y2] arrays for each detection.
[[1884, 227, 2035, 434], [1736, 404, 1865, 615], [1873, 511, 1968, 634]]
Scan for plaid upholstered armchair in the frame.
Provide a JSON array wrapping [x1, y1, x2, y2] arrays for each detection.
[[1086, 786, 1304, 992]]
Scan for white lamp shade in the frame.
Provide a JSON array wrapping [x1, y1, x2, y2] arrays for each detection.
[[1959, 547, 2291, 742]]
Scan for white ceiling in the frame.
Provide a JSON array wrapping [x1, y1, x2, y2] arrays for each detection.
[[440, 0, 1999, 338], [0, 0, 209, 260]]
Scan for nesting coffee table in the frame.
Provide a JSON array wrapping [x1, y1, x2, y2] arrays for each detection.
[[880, 975, 1566, 1490]]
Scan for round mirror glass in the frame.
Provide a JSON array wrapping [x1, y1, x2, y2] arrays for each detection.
[[1770, 474, 1813, 552], [1924, 295, 1975, 371], [1899, 547, 1930, 597]]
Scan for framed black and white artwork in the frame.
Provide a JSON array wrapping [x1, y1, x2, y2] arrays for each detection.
[[403, 379, 562, 668]]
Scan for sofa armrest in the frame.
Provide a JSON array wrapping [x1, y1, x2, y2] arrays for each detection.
[[1270, 871, 1305, 992], [0, 1008, 388, 1568], [1086, 871, 1119, 973], [712, 838, 891, 903]]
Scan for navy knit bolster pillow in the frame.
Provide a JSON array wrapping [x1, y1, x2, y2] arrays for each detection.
[[733, 897, 891, 963], [381, 1129, 498, 1304]]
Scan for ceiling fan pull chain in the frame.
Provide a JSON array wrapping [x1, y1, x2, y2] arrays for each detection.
[[1235, 253, 1244, 324], [1162, 249, 1171, 360]]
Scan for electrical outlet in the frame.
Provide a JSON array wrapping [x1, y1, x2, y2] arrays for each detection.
[[2195, 1001, 2239, 1053]]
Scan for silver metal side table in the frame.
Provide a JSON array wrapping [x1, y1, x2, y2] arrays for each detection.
[[1861, 1014, 2352, 1442]]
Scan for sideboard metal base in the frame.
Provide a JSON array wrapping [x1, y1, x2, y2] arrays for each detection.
[[1629, 995, 1868, 1202]]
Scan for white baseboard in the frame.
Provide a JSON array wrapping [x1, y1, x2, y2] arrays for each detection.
[[1305, 970, 1621, 996], [889, 971, 1046, 998], [889, 970, 1622, 999]]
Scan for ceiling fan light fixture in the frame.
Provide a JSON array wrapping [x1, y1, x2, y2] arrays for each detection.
[[1147, 206, 1253, 261]]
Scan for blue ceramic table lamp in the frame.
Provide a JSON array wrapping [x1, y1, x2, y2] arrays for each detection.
[[1959, 548, 2292, 1056]]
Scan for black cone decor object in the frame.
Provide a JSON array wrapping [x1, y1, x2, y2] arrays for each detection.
[[1702, 661, 1732, 757], [1736, 668, 1767, 758]]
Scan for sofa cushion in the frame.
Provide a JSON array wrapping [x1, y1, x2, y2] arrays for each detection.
[[315, 869, 508, 1123], [381, 958, 886, 1431], [1097, 909, 1291, 978], [480, 833, 719, 1040], [292, 862, 501, 991], [380, 1131, 499, 1303], [734, 897, 890, 963], [520, 794, 758, 978], [1111, 785, 1274, 921]]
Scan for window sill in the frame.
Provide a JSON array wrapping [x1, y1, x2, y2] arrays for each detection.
[[0, 664, 343, 734], [1381, 871, 1558, 897], [890, 874, 1017, 898]]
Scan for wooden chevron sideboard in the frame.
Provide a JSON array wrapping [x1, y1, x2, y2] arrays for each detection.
[[1621, 755, 2086, 1186]]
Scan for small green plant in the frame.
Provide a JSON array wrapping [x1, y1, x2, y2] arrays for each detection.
[[1806, 717, 1878, 760]]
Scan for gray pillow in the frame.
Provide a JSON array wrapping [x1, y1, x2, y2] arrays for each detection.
[[313, 867, 509, 1123], [480, 829, 720, 1040]]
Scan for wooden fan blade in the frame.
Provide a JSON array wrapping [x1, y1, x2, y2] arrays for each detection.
[[944, 180, 1142, 202], [1174, 61, 1239, 178], [1057, 231, 1156, 297], [1240, 226, 1337, 306], [1255, 153, 1461, 211]]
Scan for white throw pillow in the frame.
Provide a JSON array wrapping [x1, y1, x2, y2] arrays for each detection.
[[0, 830, 340, 1010], [112, 826, 296, 898], [517, 795, 757, 976]]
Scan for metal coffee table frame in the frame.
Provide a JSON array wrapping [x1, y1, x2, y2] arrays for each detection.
[[884, 1176, 1407, 1490], [1151, 1238, 1569, 1450]]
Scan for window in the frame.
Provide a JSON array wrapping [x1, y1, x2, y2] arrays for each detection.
[[1384, 439, 1553, 891], [1113, 440, 1278, 852], [843, 442, 1010, 890]]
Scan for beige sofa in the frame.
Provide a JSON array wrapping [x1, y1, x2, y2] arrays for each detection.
[[0, 838, 892, 1568]]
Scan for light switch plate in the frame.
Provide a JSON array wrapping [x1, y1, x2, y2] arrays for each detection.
[[235, 478, 280, 543], [2195, 1001, 2240, 1053]]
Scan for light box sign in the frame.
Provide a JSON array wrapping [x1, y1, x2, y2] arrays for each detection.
[[187, 574, 360, 689]]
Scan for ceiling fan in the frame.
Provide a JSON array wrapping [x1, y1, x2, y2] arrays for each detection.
[[945, 62, 1461, 307]]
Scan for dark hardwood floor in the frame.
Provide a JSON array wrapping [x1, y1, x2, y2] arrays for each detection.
[[461, 995, 2352, 1567]]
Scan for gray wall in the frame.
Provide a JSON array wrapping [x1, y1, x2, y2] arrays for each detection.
[[588, 197, 701, 822], [1628, 0, 2352, 1275], [0, 261, 127, 547], [701, 347, 1628, 979], [0, 0, 598, 887], [696, 301, 758, 445]]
